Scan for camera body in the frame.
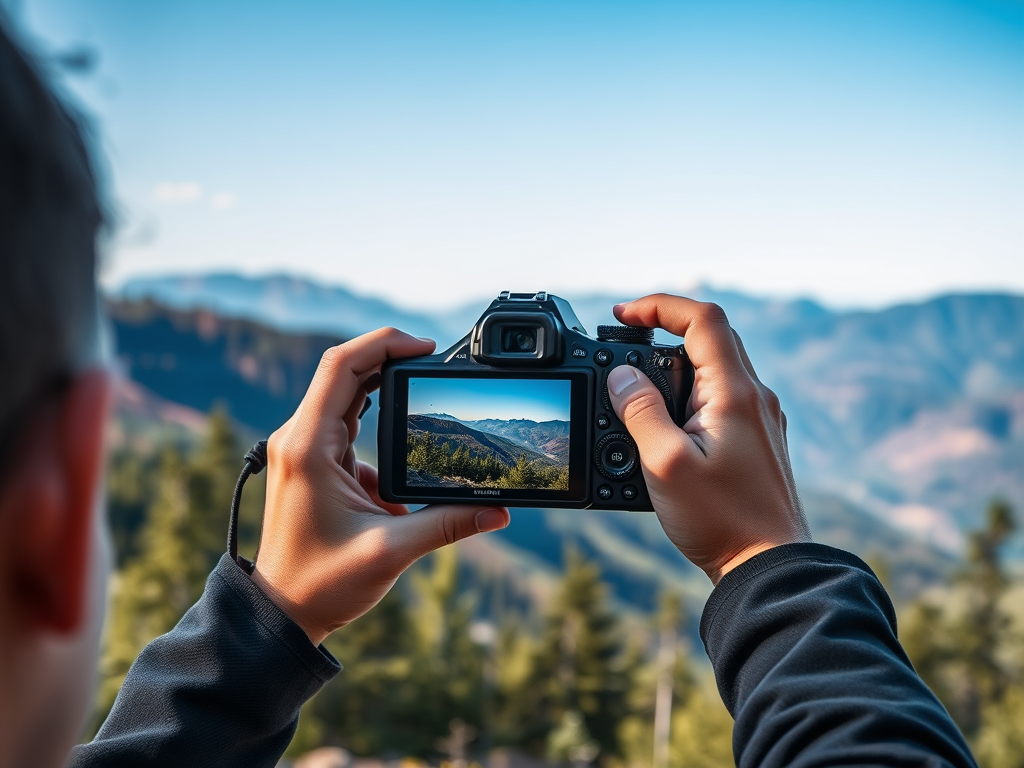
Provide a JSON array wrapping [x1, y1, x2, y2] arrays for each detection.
[[377, 291, 693, 510]]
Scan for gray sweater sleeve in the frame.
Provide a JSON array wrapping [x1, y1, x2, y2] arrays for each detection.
[[701, 543, 976, 768], [68, 554, 340, 768]]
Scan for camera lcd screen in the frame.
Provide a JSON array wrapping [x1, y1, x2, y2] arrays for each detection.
[[388, 371, 590, 502]]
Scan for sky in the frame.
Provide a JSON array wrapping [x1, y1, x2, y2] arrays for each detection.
[[408, 377, 571, 422], [6, 0, 1023, 310]]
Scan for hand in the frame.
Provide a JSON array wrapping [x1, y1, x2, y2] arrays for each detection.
[[605, 295, 810, 584], [251, 328, 510, 646]]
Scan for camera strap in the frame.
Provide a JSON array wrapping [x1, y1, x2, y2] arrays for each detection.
[[227, 440, 268, 574]]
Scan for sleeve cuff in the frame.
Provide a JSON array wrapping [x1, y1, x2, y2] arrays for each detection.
[[699, 542, 881, 649], [213, 553, 341, 682]]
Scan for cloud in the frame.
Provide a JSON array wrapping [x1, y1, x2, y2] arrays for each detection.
[[153, 181, 203, 204], [209, 191, 237, 210]]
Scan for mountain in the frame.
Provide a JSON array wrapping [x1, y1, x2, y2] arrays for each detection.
[[408, 414, 557, 467], [101, 291, 966, 610], [111, 275, 1024, 558], [458, 418, 570, 462], [115, 273, 481, 347], [107, 298, 346, 436]]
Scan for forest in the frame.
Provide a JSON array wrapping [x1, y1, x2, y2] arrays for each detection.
[[407, 430, 570, 491], [97, 411, 1024, 767]]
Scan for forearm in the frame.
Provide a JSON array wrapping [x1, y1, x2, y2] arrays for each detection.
[[701, 543, 976, 768], [68, 555, 340, 768]]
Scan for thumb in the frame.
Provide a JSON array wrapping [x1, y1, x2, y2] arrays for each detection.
[[390, 504, 509, 563], [606, 365, 697, 473]]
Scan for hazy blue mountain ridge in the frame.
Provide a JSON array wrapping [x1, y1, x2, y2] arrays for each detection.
[[459, 418, 571, 461], [107, 275, 1024, 564], [408, 414, 558, 467], [104, 292, 965, 611]]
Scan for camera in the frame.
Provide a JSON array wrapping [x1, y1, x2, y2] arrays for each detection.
[[377, 291, 693, 510]]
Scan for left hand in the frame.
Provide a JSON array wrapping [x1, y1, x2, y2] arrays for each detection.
[[251, 328, 509, 646]]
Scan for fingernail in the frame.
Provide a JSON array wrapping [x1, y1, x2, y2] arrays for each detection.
[[416, 336, 434, 343], [607, 365, 640, 397], [476, 508, 508, 532], [613, 303, 627, 313]]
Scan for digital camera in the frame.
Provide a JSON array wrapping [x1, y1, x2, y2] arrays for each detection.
[[377, 291, 693, 510]]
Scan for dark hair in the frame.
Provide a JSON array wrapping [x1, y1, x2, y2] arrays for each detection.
[[0, 19, 105, 452]]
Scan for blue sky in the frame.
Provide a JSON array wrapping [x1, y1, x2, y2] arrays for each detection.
[[409, 377, 571, 422], [7, 0, 1023, 309]]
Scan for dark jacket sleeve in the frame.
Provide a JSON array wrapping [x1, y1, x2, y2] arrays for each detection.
[[68, 554, 341, 768], [700, 543, 976, 768]]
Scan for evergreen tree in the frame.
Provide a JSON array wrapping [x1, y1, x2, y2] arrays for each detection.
[[504, 549, 629, 757], [306, 548, 487, 758], [616, 591, 703, 768], [298, 586, 416, 756], [901, 499, 1021, 753], [499, 454, 540, 489], [950, 499, 1016, 733], [93, 447, 195, 731], [401, 547, 487, 753], [91, 410, 250, 734]]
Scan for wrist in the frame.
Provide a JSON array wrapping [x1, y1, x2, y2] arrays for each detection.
[[250, 566, 329, 647], [706, 535, 812, 585]]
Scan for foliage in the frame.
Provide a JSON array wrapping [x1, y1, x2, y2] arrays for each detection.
[[901, 500, 1024, 764], [95, 412, 1024, 766], [91, 409, 264, 735]]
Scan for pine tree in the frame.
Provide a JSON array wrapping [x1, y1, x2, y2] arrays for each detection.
[[92, 447, 195, 731], [950, 500, 1016, 735], [91, 410, 250, 734], [901, 499, 1020, 745], [506, 549, 629, 757], [298, 586, 416, 757]]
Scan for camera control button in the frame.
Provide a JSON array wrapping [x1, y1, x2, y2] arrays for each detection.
[[595, 349, 613, 366], [571, 345, 588, 359], [595, 432, 638, 480], [597, 484, 613, 501], [621, 485, 638, 501], [596, 414, 610, 429], [625, 350, 643, 367]]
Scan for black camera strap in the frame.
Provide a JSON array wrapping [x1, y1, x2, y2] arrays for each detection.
[[228, 440, 268, 574], [226, 395, 372, 574]]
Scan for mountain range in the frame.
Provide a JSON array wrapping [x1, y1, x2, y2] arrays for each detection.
[[408, 414, 560, 468], [104, 273, 1024, 621], [116, 273, 1024, 559], [421, 414, 571, 463]]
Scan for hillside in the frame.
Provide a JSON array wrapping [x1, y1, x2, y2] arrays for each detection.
[[460, 418, 571, 462], [408, 414, 556, 467], [104, 294, 960, 607], [107, 298, 345, 435], [114, 275, 1024, 558]]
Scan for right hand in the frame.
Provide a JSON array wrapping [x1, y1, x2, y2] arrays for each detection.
[[605, 294, 810, 584]]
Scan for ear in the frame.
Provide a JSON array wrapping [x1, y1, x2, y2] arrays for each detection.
[[0, 370, 112, 634]]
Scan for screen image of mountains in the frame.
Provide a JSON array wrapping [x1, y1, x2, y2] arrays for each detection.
[[406, 377, 571, 491]]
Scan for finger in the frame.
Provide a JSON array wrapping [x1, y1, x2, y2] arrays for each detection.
[[305, 328, 434, 423], [361, 371, 382, 396], [613, 294, 747, 377], [389, 504, 509, 563], [605, 365, 704, 471], [731, 328, 763, 386], [340, 370, 381, 454], [357, 461, 410, 516]]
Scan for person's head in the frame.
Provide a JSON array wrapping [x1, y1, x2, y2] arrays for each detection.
[[0, 18, 113, 768]]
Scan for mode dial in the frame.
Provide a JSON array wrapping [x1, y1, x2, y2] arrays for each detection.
[[596, 325, 655, 344]]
